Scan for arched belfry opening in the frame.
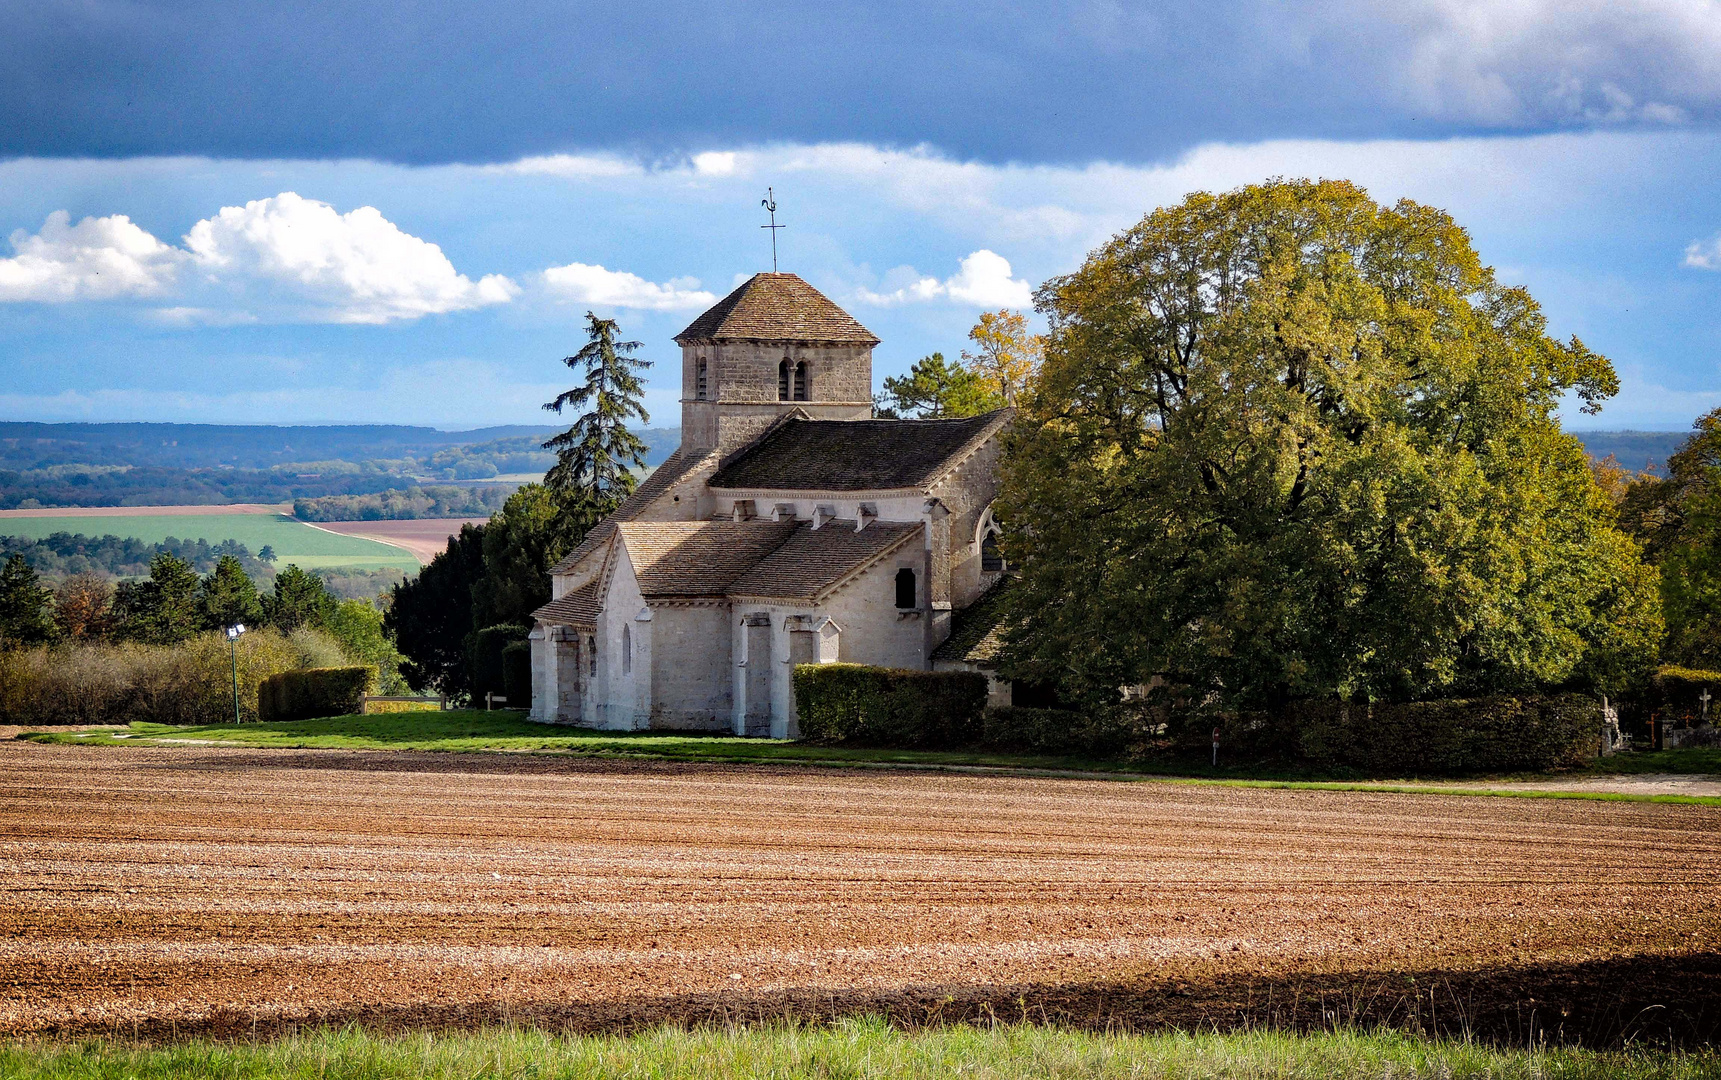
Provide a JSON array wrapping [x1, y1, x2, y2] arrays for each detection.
[[793, 361, 808, 401], [778, 358, 791, 401]]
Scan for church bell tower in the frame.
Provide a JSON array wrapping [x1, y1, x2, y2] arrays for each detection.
[[674, 273, 878, 454]]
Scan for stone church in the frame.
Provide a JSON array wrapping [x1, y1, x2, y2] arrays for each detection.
[[527, 272, 1011, 737]]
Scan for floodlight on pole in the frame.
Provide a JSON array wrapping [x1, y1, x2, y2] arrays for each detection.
[[226, 624, 246, 724]]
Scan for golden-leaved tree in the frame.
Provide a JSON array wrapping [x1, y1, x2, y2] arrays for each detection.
[[997, 179, 1661, 713]]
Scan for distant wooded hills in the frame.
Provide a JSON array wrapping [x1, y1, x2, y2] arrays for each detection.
[[0, 421, 1688, 509], [0, 422, 681, 509], [1571, 430, 1689, 474]]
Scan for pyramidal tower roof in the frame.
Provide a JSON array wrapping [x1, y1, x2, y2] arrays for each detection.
[[674, 273, 879, 345]]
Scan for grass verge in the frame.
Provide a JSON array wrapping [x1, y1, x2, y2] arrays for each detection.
[[23, 712, 1721, 806], [2, 1021, 1715, 1080]]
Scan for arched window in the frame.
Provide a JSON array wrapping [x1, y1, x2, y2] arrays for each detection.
[[778, 359, 790, 400], [696, 358, 708, 400], [981, 531, 1004, 572], [622, 624, 632, 674], [895, 567, 917, 609], [793, 361, 808, 401]]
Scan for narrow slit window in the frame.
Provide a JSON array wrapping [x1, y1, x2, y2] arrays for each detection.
[[622, 625, 632, 674], [778, 359, 790, 400], [696, 358, 708, 400], [895, 568, 916, 609], [793, 361, 808, 401]]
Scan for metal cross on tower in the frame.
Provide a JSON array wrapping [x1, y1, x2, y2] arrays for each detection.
[[760, 188, 783, 273]]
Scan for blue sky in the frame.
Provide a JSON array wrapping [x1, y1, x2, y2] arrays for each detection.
[[2, 1, 1720, 430]]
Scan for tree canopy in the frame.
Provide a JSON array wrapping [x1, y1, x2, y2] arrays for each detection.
[[875, 352, 1001, 419], [962, 309, 1043, 406], [997, 179, 1659, 712], [1614, 407, 1721, 668]]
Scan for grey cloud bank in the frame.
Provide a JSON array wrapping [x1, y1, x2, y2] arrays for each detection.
[[4, 0, 1721, 165]]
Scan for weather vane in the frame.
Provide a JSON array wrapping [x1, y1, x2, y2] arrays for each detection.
[[760, 187, 783, 273]]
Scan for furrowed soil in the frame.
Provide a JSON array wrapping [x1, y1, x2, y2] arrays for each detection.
[[2, 742, 1718, 1046]]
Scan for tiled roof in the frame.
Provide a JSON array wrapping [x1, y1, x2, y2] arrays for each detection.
[[548, 448, 713, 575], [674, 274, 879, 345], [618, 520, 799, 598], [708, 410, 1011, 492], [932, 578, 1014, 665], [728, 521, 920, 601], [533, 581, 602, 627]]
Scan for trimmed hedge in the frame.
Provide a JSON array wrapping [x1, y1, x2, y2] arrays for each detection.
[[1295, 694, 1602, 773], [258, 665, 376, 723], [501, 640, 533, 712], [981, 705, 1134, 757], [793, 664, 987, 747]]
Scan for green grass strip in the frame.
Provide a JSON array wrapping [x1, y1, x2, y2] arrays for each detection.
[[25, 713, 1721, 807], [2, 1020, 1716, 1080]]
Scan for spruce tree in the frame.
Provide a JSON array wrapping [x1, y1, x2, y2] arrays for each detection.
[[542, 312, 652, 515], [0, 554, 56, 648]]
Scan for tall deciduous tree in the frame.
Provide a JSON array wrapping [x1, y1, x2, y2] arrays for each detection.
[[53, 572, 113, 641], [200, 555, 263, 631], [543, 312, 651, 515], [998, 179, 1660, 713], [386, 523, 486, 698], [875, 353, 1001, 419], [962, 309, 1044, 405], [1616, 408, 1721, 668], [0, 554, 56, 648]]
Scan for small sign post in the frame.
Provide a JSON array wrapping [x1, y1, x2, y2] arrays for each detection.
[[1702, 688, 1711, 726], [1212, 727, 1220, 768]]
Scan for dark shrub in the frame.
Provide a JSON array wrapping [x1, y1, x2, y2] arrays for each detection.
[[467, 623, 528, 705], [501, 640, 533, 712], [257, 665, 375, 722], [1296, 694, 1601, 774], [793, 664, 987, 747]]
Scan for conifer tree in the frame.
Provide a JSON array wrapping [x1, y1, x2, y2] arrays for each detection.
[[266, 565, 334, 633], [119, 553, 201, 645], [542, 312, 652, 517], [875, 352, 1000, 419], [200, 555, 263, 631], [0, 554, 56, 648]]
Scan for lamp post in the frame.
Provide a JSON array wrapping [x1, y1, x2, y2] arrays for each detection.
[[225, 624, 246, 724]]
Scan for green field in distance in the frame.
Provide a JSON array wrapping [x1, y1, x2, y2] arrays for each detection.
[[0, 512, 420, 573]]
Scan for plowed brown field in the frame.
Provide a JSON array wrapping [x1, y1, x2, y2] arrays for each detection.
[[2, 742, 1718, 1043]]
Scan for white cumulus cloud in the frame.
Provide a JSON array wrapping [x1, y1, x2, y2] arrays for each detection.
[[541, 261, 717, 311], [856, 250, 1033, 308], [182, 192, 517, 324], [0, 211, 184, 302], [1684, 233, 1721, 269]]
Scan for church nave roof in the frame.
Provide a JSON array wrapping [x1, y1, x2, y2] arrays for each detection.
[[708, 409, 1011, 492]]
